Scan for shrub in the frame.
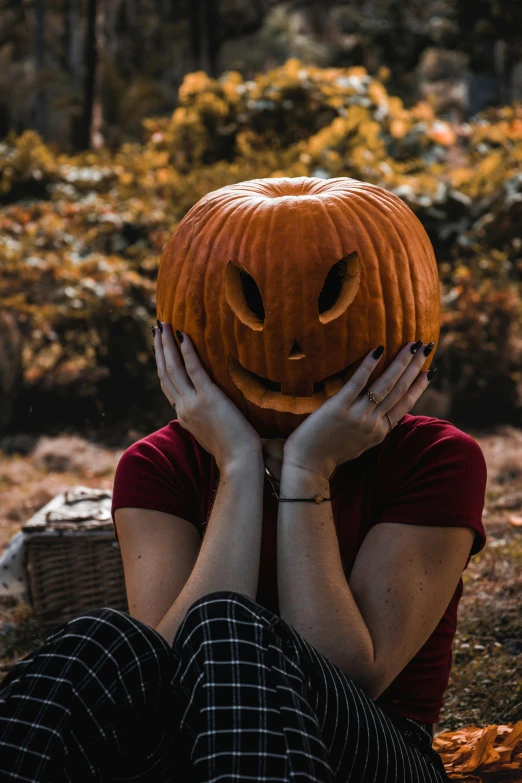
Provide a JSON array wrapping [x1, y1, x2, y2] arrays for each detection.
[[2, 60, 522, 432]]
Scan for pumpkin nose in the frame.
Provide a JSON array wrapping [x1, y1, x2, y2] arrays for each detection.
[[288, 340, 305, 359], [282, 340, 314, 396]]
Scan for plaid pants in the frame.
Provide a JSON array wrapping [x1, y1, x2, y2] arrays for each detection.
[[0, 590, 449, 782]]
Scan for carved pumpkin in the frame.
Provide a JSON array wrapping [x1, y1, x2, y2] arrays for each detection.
[[156, 176, 440, 438]]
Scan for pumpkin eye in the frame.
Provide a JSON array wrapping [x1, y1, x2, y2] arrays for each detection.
[[225, 261, 265, 330], [318, 251, 361, 324]]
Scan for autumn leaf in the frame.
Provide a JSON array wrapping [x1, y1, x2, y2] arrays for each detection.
[[433, 722, 522, 781]]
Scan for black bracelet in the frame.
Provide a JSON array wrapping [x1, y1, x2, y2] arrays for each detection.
[[264, 466, 331, 503]]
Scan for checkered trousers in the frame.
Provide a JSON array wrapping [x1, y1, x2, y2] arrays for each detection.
[[0, 590, 449, 782]]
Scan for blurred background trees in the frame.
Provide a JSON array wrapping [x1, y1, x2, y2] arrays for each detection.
[[2, 0, 522, 152], [2, 0, 522, 442]]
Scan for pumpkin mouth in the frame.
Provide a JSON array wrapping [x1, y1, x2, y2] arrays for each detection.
[[228, 354, 365, 414]]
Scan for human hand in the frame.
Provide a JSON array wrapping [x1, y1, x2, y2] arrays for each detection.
[[283, 341, 436, 481], [152, 321, 263, 471]]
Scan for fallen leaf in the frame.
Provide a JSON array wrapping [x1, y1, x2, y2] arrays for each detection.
[[433, 721, 522, 781]]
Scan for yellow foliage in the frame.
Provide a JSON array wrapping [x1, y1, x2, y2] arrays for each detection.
[[2, 61, 522, 451]]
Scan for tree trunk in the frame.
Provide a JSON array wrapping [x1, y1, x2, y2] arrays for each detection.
[[63, 0, 81, 75], [206, 0, 220, 78], [91, 0, 105, 149], [189, 0, 220, 77], [34, 0, 48, 140], [80, 0, 105, 150]]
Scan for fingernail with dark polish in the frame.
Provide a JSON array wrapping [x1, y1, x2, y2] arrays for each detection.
[[150, 323, 156, 337], [372, 344, 385, 359], [423, 341, 435, 357], [411, 339, 423, 354], [156, 319, 163, 334], [176, 329, 184, 343], [151, 345, 156, 357], [427, 366, 437, 381]]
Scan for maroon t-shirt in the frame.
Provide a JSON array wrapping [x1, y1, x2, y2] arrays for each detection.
[[111, 413, 487, 724]]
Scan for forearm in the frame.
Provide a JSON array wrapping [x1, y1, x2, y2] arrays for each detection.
[[155, 451, 265, 646], [277, 460, 375, 693]]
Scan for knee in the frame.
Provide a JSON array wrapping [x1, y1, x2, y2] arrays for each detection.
[[65, 606, 135, 631], [186, 591, 259, 620], [51, 607, 166, 649], [176, 591, 272, 646]]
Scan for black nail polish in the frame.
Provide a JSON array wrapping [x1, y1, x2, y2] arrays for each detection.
[[151, 345, 156, 357], [150, 323, 156, 337], [372, 345, 385, 359], [423, 341, 435, 357], [411, 340, 423, 355], [427, 366, 437, 381], [156, 319, 163, 334], [176, 329, 184, 343]]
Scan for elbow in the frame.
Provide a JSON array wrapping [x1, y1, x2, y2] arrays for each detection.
[[365, 664, 390, 701], [338, 660, 383, 701]]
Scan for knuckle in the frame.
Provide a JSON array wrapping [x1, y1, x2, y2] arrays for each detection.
[[182, 392, 196, 410], [399, 393, 413, 411], [383, 378, 395, 395], [397, 380, 410, 397], [339, 408, 352, 423], [362, 416, 375, 432], [351, 375, 366, 393]]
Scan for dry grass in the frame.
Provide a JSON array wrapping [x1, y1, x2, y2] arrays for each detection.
[[0, 426, 520, 740]]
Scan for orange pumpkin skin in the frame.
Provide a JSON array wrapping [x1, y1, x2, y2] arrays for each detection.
[[156, 176, 440, 439]]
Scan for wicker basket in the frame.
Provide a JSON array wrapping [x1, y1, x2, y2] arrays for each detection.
[[22, 486, 128, 638]]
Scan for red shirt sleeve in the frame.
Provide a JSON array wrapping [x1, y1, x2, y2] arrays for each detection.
[[111, 424, 203, 544], [375, 419, 487, 559]]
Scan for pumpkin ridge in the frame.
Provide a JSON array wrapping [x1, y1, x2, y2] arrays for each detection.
[[203, 198, 249, 343], [326, 192, 377, 353], [314, 196, 352, 378], [235, 198, 270, 374], [263, 197, 278, 384], [355, 188, 437, 356], [191, 201, 229, 346], [342, 190, 403, 358], [294, 202, 308, 379], [226, 198, 270, 384], [341, 189, 418, 355]]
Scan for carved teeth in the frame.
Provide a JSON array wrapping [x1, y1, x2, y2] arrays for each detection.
[[228, 353, 359, 412]]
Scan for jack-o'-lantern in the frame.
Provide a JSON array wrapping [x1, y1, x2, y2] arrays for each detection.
[[156, 176, 440, 438]]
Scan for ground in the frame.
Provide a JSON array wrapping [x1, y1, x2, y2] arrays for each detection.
[[0, 424, 520, 739]]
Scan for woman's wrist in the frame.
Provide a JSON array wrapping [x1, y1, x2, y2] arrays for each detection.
[[279, 461, 331, 500], [281, 459, 330, 488], [282, 449, 335, 483], [219, 448, 265, 477]]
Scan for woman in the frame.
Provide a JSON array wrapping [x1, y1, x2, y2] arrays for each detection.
[[0, 319, 486, 782]]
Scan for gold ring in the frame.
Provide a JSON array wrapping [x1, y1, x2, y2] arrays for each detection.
[[367, 389, 380, 404], [385, 413, 393, 431]]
